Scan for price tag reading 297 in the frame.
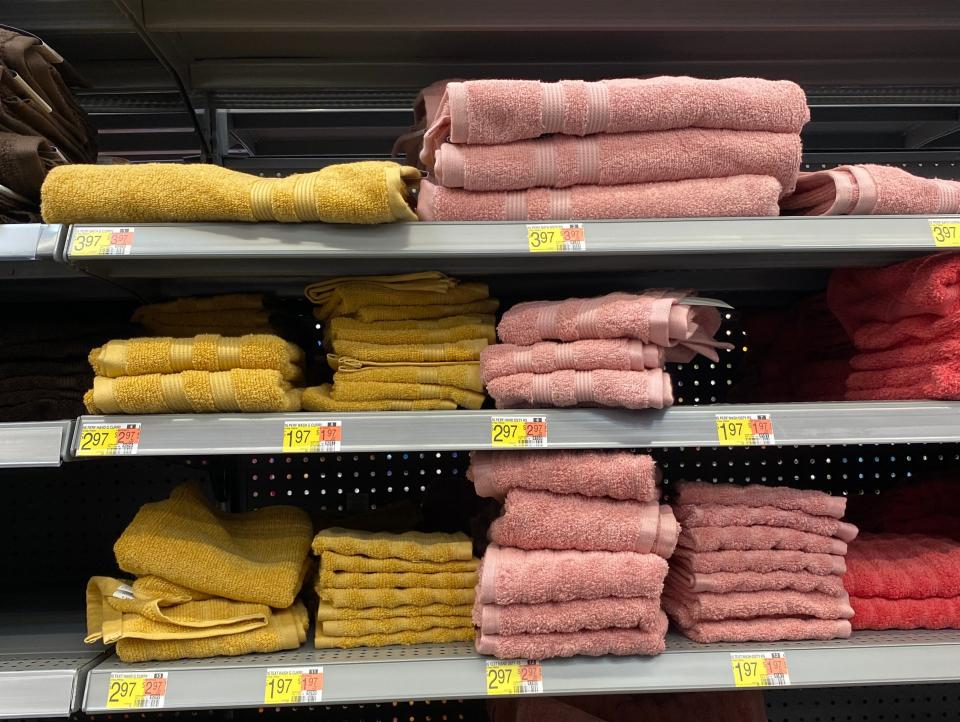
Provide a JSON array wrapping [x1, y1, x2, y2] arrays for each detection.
[[491, 416, 548, 448], [485, 660, 544, 696], [77, 423, 141, 457]]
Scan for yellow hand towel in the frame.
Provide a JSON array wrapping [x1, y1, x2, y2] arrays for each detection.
[[132, 296, 274, 337], [315, 625, 473, 648], [324, 315, 496, 345], [83, 368, 302, 414], [321, 615, 472, 638], [41, 161, 419, 224], [312, 527, 473, 562], [114, 483, 313, 608], [301, 384, 456, 412], [313, 282, 490, 320], [331, 338, 488, 363], [330, 379, 485, 410], [133, 576, 211, 603], [333, 364, 484, 393], [135, 295, 266, 315], [89, 335, 304, 381], [321, 551, 479, 574], [350, 298, 500, 323], [319, 586, 474, 609], [318, 568, 478, 590], [306, 273, 458, 304], [317, 601, 473, 621]]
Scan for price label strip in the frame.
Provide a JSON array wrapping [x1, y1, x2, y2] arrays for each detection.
[[264, 666, 324, 704], [485, 660, 543, 696], [730, 652, 791, 687], [491, 416, 547, 448], [282, 420, 342, 453], [715, 414, 775, 447], [76, 422, 141, 457], [106, 672, 168, 709], [930, 219, 960, 247], [71, 227, 135, 257], [526, 223, 586, 253]]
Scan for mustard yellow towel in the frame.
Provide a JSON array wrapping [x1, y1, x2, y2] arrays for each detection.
[[315, 625, 473, 648], [83, 368, 302, 414], [114, 483, 313, 607], [351, 299, 500, 322], [317, 601, 473, 621], [330, 338, 488, 363], [41, 161, 419, 224], [89, 335, 304, 381], [135, 295, 266, 316], [333, 364, 483, 393], [301, 384, 456, 412], [312, 527, 473, 562], [313, 282, 490, 320], [320, 587, 475, 609], [306, 273, 458, 305], [321, 551, 479, 574], [325, 315, 496, 346], [116, 601, 309, 662], [321, 615, 472, 638], [318, 568, 478, 590], [133, 576, 210, 604], [330, 379, 485, 410]]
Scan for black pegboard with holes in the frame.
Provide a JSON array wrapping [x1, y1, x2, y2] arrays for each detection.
[[766, 683, 960, 722]]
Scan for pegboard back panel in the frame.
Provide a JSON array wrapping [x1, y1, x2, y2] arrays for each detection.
[[766, 683, 960, 721]]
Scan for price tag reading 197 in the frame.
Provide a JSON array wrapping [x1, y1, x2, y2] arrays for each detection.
[[485, 660, 544, 696], [264, 666, 324, 704], [282, 420, 341, 453], [715, 414, 775, 447], [106, 672, 168, 709], [71, 227, 135, 256], [76, 423, 141, 457], [526, 223, 586, 252], [491, 416, 547, 448], [731, 652, 791, 687]]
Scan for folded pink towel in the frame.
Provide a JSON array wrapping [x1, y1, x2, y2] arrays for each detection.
[[667, 566, 846, 596], [475, 611, 669, 659], [679, 526, 848, 555], [489, 489, 678, 557], [780, 164, 960, 216], [672, 548, 847, 576], [431, 129, 802, 195], [487, 369, 674, 410], [674, 504, 859, 542], [668, 614, 852, 643], [477, 545, 668, 604], [468, 450, 660, 501], [664, 588, 855, 623], [421, 77, 809, 164], [473, 596, 663, 635], [418, 175, 783, 221], [673, 481, 847, 519]]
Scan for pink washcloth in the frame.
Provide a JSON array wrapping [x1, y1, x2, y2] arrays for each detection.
[[674, 503, 859, 542], [678, 526, 848, 555], [488, 489, 678, 557], [468, 450, 660, 501], [477, 545, 668, 604], [849, 596, 960, 631], [669, 614, 852, 643], [664, 588, 855, 623], [476, 611, 669, 659], [421, 77, 809, 164], [417, 175, 783, 221], [667, 566, 846, 596], [672, 548, 847, 576], [673, 480, 847, 519], [487, 369, 674, 410], [431, 129, 802, 195], [473, 596, 663, 635], [843, 534, 960, 599]]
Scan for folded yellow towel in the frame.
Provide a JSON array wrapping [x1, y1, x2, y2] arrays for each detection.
[[318, 568, 478, 590], [331, 362, 484, 393], [324, 315, 496, 346], [132, 576, 211, 604], [89, 335, 304, 381], [330, 379, 485, 409], [312, 528, 473, 562], [114, 483, 313, 608], [301, 384, 456, 412], [314, 625, 473, 649], [320, 586, 475, 609], [331, 338, 488, 363], [305, 273, 458, 305], [321, 615, 472, 638], [42, 161, 419, 224], [317, 601, 473, 621], [321, 551, 479, 574], [83, 369, 302, 414], [135, 295, 266, 316], [350, 299, 500, 323], [313, 282, 490, 320]]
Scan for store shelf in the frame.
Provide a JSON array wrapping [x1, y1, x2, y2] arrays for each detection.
[[0, 224, 78, 279], [0, 421, 73, 467]]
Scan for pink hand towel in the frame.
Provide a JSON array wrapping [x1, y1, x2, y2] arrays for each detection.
[[488, 489, 678, 557], [667, 566, 846, 596], [780, 164, 960, 216], [672, 548, 847, 576], [421, 77, 809, 164], [474, 596, 663, 635], [843, 534, 960, 599], [664, 588, 855, 623], [487, 369, 674, 410], [476, 612, 669, 659], [431, 128, 802, 195], [417, 175, 783, 221], [844, 361, 960, 400], [480, 339, 672, 383], [850, 596, 960, 631], [679, 526, 848, 555], [674, 503, 859, 542], [669, 614, 852, 643], [477, 545, 668, 604], [673, 480, 847, 519], [468, 450, 660, 501]]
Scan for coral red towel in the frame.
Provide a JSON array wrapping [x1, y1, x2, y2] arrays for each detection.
[[468, 450, 660, 501], [673, 480, 847, 519], [843, 534, 960, 599], [849, 596, 960, 630], [477, 545, 668, 604], [668, 566, 846, 595], [480, 339, 673, 383], [679, 526, 848, 555], [487, 369, 673, 410], [849, 336, 960, 371], [667, 612, 852, 643], [664, 588, 855, 623], [473, 596, 663, 635], [672, 548, 847, 575], [674, 503, 859, 542], [844, 361, 960, 400]]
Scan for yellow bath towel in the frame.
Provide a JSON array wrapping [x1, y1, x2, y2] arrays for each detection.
[[305, 273, 458, 305], [301, 384, 456, 412], [312, 527, 473, 562], [330, 379, 485, 410], [320, 551, 478, 575], [321, 615, 472, 638], [114, 483, 313, 608], [324, 315, 496, 346], [330, 338, 488, 363], [83, 368, 302, 414], [136, 295, 266, 315], [132, 576, 211, 604], [313, 282, 490, 320], [133, 295, 274, 337], [332, 364, 484, 393], [316, 601, 473, 621], [41, 161, 419, 224], [318, 568, 478, 590], [89, 335, 304, 381], [314, 625, 473, 648], [351, 299, 500, 323]]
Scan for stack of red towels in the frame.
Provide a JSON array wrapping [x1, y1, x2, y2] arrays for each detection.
[[481, 290, 731, 409], [664, 481, 859, 643], [468, 450, 676, 659]]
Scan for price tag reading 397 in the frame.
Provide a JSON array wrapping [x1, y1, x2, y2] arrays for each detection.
[[264, 666, 323, 704], [731, 652, 791, 687], [491, 416, 547, 447], [106, 672, 168, 709], [77, 423, 141, 457], [485, 660, 543, 696], [526, 223, 586, 252], [715, 414, 775, 447], [71, 227, 135, 256], [930, 219, 960, 247], [282, 420, 341, 453]]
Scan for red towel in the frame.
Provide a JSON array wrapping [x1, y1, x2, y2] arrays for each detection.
[[843, 533, 960, 599], [849, 596, 960, 630]]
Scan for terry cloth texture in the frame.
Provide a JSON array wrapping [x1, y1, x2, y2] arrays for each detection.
[[131, 294, 276, 337]]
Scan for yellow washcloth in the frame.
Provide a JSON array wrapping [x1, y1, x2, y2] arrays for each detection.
[[114, 483, 313, 608], [318, 568, 478, 590], [83, 368, 302, 414], [331, 338, 488, 363], [42, 161, 419, 224], [313, 282, 490, 320], [89, 335, 304, 381], [321, 615, 472, 638], [319, 586, 475, 609], [324, 315, 496, 345], [317, 601, 473, 621], [301, 384, 456, 412], [330, 379, 485, 410], [306, 273, 458, 305], [312, 527, 473, 562], [314, 625, 473, 648], [351, 298, 500, 323], [320, 551, 478, 575], [332, 364, 484, 393]]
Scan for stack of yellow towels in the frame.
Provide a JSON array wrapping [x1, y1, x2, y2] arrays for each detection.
[[132, 294, 276, 337], [86, 483, 313, 662], [302, 273, 498, 411], [312, 528, 479, 648], [83, 333, 305, 414]]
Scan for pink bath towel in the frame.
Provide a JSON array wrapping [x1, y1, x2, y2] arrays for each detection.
[[488, 489, 678, 557], [678, 526, 848, 555], [667, 566, 846, 596], [844, 534, 960, 600], [392, 79, 453, 165], [668, 613, 852, 643], [468, 450, 660, 501], [664, 588, 854, 624], [781, 164, 960, 216], [849, 596, 960, 631], [673, 503, 859, 542], [476, 611, 669, 659], [487, 369, 674, 410], [672, 548, 847, 576], [421, 77, 809, 164], [473, 596, 663, 635], [417, 175, 783, 221], [673, 480, 847, 519], [477, 545, 668, 604], [431, 129, 802, 195]]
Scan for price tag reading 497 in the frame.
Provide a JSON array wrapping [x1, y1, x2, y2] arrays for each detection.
[[491, 416, 547, 447], [486, 660, 544, 696], [715, 414, 775, 447]]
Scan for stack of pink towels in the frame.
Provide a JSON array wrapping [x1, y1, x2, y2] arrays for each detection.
[[469, 450, 676, 658], [664, 481, 859, 643], [411, 77, 809, 221], [482, 290, 731, 409]]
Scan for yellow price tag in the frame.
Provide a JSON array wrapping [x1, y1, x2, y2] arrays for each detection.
[[264, 667, 323, 704], [930, 219, 960, 247], [71, 227, 135, 256], [526, 223, 586, 252], [76, 423, 141, 457], [106, 672, 167, 709], [491, 416, 547, 447], [282, 421, 341, 453], [731, 653, 790, 687], [486, 660, 543, 695], [715, 414, 775, 447]]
